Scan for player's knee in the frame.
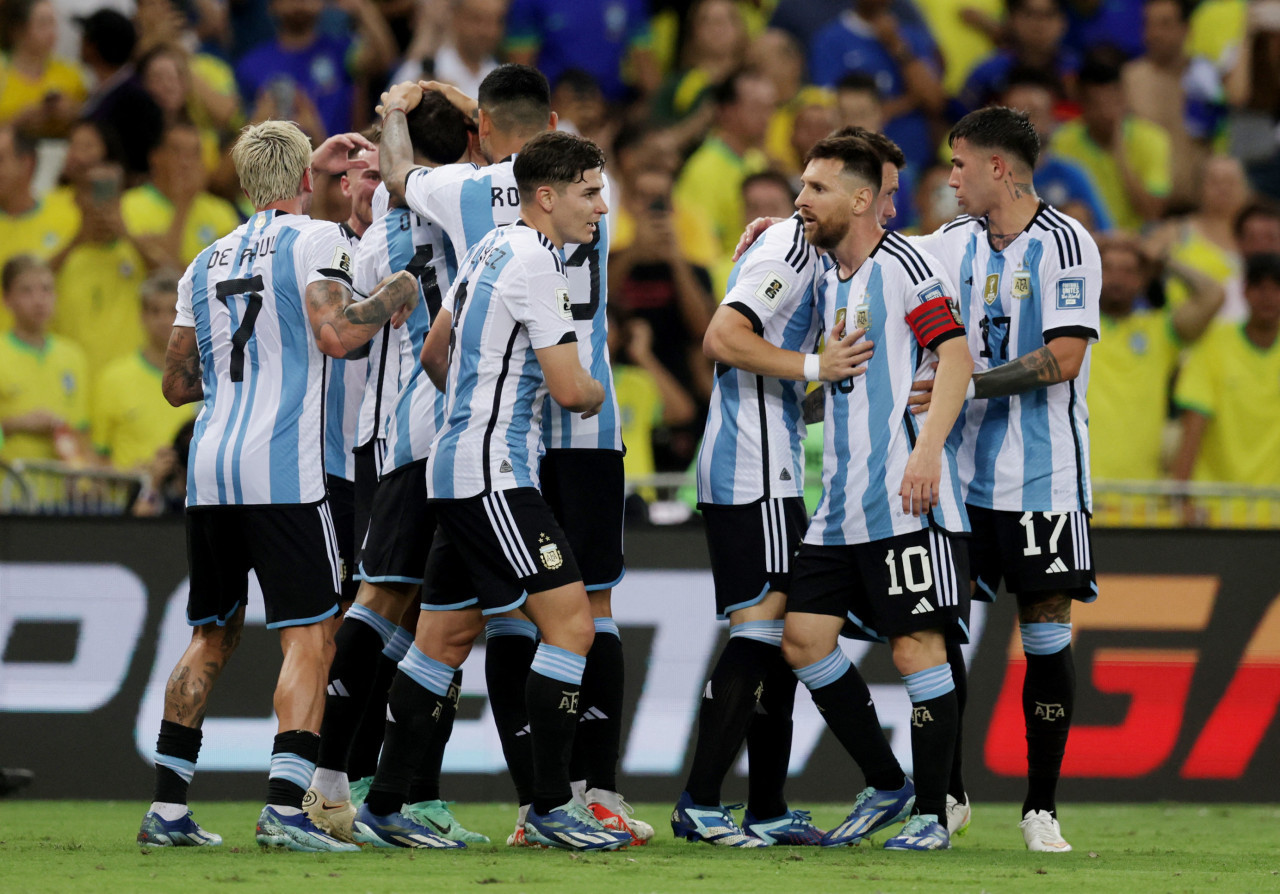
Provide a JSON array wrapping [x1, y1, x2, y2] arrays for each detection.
[[890, 630, 946, 676], [1017, 592, 1072, 625], [780, 627, 816, 670]]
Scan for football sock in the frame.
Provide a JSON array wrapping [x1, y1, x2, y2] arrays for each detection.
[[946, 638, 968, 802], [569, 617, 624, 793], [902, 663, 958, 820], [1021, 622, 1075, 816], [746, 641, 797, 820], [408, 669, 462, 804], [315, 606, 391, 774], [685, 632, 774, 806], [485, 618, 538, 806], [527, 644, 586, 815], [153, 720, 202, 805], [267, 730, 320, 810], [795, 647, 906, 792], [364, 647, 454, 817], [347, 626, 411, 781]]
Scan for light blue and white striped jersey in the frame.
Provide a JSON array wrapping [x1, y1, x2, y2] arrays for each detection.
[[696, 215, 821, 505], [351, 206, 451, 472], [175, 210, 355, 507], [323, 223, 368, 482], [806, 232, 969, 545], [426, 223, 578, 499], [913, 205, 1101, 513], [405, 161, 622, 452]]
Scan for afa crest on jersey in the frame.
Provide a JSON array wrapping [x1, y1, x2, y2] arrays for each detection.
[[1012, 265, 1031, 300], [855, 298, 872, 329]]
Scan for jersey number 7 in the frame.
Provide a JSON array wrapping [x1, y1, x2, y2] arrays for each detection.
[[215, 275, 264, 383]]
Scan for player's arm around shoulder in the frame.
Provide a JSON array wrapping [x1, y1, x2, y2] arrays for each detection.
[[900, 336, 973, 516]]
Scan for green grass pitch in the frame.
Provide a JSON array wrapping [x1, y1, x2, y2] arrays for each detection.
[[2, 802, 1277, 893]]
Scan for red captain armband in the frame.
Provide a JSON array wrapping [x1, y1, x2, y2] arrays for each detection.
[[906, 295, 966, 351]]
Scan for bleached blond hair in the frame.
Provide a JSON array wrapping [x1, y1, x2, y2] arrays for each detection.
[[231, 120, 312, 208]]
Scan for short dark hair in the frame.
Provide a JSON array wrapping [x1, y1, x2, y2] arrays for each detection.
[[1235, 202, 1280, 239], [803, 135, 882, 193], [711, 68, 764, 108], [741, 170, 796, 202], [69, 117, 126, 167], [513, 131, 606, 203], [835, 72, 881, 99], [831, 126, 905, 169], [407, 91, 473, 166], [478, 64, 552, 135], [1245, 252, 1280, 287], [77, 9, 136, 68], [949, 106, 1040, 170], [2, 253, 47, 294], [1077, 56, 1122, 89]]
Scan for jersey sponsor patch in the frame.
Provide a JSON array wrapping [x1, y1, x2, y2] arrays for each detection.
[[556, 287, 573, 319], [1057, 278, 1085, 309], [917, 281, 946, 304], [332, 246, 353, 276], [753, 271, 791, 310]]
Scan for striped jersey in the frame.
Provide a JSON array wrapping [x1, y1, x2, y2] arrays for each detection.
[[351, 206, 451, 472], [806, 231, 969, 545], [405, 160, 622, 452], [323, 223, 368, 481], [175, 210, 356, 507], [913, 205, 1100, 513], [696, 215, 821, 505], [426, 222, 578, 500]]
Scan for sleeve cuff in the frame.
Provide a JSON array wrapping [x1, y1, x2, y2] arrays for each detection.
[[724, 300, 764, 335], [1044, 325, 1098, 344]]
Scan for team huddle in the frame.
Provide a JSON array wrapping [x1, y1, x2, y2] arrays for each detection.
[[135, 63, 1100, 856]]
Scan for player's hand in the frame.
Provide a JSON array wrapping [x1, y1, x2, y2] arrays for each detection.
[[908, 362, 939, 414], [579, 380, 605, 419], [377, 81, 426, 118], [418, 80, 478, 118], [732, 217, 784, 261], [312, 132, 378, 174], [380, 270, 421, 328], [818, 317, 872, 382], [899, 449, 941, 517]]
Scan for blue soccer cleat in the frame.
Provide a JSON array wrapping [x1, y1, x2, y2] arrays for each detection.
[[884, 813, 951, 851], [524, 801, 633, 851], [820, 780, 916, 847], [351, 804, 466, 849], [137, 809, 222, 847], [670, 792, 766, 847], [255, 805, 361, 852], [742, 807, 825, 845]]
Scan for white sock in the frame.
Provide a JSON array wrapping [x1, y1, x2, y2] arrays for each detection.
[[311, 767, 350, 802], [571, 779, 587, 806], [150, 801, 188, 821]]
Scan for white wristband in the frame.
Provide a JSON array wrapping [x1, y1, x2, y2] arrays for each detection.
[[803, 353, 821, 382], [964, 380, 976, 400]]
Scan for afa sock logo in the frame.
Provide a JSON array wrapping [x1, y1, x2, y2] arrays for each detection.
[[1034, 701, 1065, 721], [912, 706, 934, 728], [559, 691, 580, 714]]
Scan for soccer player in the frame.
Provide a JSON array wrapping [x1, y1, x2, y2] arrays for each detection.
[[673, 204, 873, 847], [306, 93, 486, 846], [136, 120, 419, 852], [913, 106, 1102, 853], [381, 67, 646, 843], [782, 135, 974, 852], [351, 130, 631, 852]]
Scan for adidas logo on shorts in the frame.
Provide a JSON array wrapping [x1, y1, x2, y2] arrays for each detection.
[[1046, 557, 1069, 574], [910, 597, 934, 615]]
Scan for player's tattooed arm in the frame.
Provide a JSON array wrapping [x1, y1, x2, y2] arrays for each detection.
[[161, 326, 203, 406], [971, 336, 1087, 399], [307, 272, 418, 358]]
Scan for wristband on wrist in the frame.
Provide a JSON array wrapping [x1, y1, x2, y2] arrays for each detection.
[[965, 379, 976, 400], [804, 353, 821, 382]]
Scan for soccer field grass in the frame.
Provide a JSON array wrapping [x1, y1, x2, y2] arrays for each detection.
[[2, 802, 1277, 894]]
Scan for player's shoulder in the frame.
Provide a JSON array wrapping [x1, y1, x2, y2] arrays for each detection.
[[503, 222, 566, 275], [1031, 204, 1097, 270], [872, 229, 940, 287]]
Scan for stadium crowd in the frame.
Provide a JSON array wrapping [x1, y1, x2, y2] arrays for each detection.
[[0, 0, 1278, 521]]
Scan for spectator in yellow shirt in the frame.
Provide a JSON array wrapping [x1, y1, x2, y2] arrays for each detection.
[[1051, 56, 1171, 232], [122, 122, 240, 269], [0, 0, 87, 136], [0, 255, 90, 463], [92, 269, 197, 471]]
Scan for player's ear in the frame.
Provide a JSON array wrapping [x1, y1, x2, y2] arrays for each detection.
[[547, 110, 558, 132], [300, 166, 314, 195], [536, 183, 556, 213]]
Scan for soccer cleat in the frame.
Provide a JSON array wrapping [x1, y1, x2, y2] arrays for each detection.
[[137, 809, 223, 847], [742, 808, 825, 846], [524, 801, 633, 851], [1020, 809, 1072, 853], [506, 804, 547, 848], [402, 799, 491, 844], [820, 780, 916, 847], [302, 787, 357, 843], [351, 804, 466, 849], [255, 805, 361, 852], [884, 814, 951, 851], [348, 775, 373, 808], [670, 791, 766, 847], [945, 793, 971, 837], [586, 788, 654, 845]]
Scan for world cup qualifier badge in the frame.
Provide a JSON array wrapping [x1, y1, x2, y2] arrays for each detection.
[[538, 533, 563, 570]]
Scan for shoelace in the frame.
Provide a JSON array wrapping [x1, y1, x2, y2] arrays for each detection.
[[899, 815, 937, 836], [786, 809, 815, 828]]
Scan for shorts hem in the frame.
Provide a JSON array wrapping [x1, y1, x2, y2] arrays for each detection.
[[482, 592, 530, 617], [585, 568, 625, 592], [422, 598, 479, 611], [716, 582, 772, 621], [187, 599, 242, 628], [265, 603, 341, 629]]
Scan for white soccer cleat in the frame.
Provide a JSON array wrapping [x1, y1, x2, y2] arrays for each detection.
[[302, 787, 357, 843], [945, 794, 971, 837], [1020, 809, 1072, 853], [586, 788, 654, 844]]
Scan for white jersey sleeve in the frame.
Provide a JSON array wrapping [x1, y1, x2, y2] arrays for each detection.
[[1035, 211, 1101, 343], [507, 248, 575, 350], [175, 263, 196, 327], [299, 222, 356, 292]]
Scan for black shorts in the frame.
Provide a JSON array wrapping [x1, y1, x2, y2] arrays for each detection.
[[326, 475, 358, 602], [967, 505, 1097, 603], [788, 527, 970, 644], [702, 497, 807, 619], [424, 487, 582, 615], [539, 449, 624, 591], [352, 441, 380, 566], [358, 459, 433, 586], [186, 502, 341, 629]]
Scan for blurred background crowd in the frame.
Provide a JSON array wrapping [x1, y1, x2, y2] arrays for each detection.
[[0, 0, 1277, 527]]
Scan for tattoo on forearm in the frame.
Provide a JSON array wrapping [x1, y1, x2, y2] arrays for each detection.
[[344, 296, 393, 326], [972, 345, 1062, 399], [163, 329, 203, 403]]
